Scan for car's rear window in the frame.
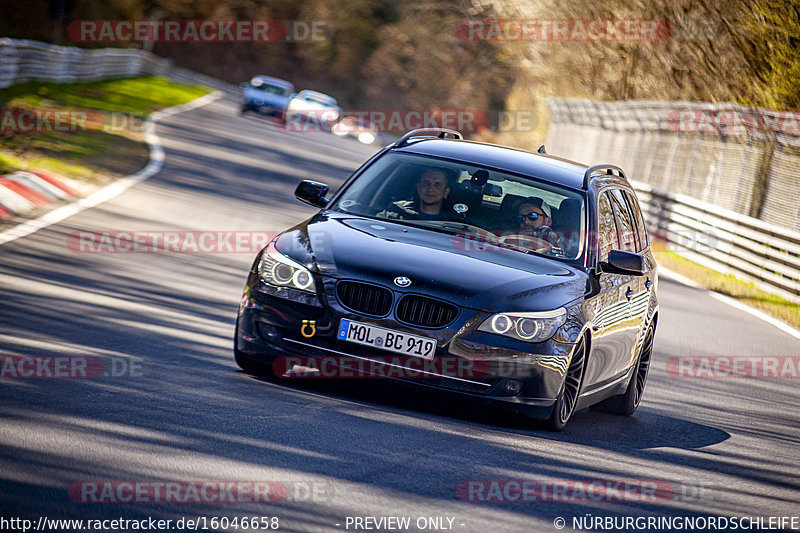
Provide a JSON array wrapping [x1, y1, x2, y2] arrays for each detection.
[[331, 152, 586, 261]]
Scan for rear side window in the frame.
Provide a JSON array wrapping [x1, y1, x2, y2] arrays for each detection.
[[609, 189, 637, 253], [621, 190, 649, 251], [597, 192, 619, 262]]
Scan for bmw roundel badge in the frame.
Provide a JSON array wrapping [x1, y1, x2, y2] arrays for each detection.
[[394, 276, 412, 287]]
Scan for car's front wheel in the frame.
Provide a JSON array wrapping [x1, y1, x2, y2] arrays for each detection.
[[597, 324, 654, 416], [546, 336, 586, 431], [233, 317, 275, 378]]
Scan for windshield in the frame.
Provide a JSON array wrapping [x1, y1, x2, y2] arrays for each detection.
[[330, 152, 586, 261], [253, 83, 292, 96]]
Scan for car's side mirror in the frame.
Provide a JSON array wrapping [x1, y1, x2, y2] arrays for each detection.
[[295, 180, 330, 208], [599, 250, 645, 276]]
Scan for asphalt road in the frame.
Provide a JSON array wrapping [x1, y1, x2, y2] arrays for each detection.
[[1, 95, 799, 533]]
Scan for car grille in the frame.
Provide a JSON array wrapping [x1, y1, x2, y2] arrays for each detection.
[[396, 295, 459, 328], [336, 281, 392, 316]]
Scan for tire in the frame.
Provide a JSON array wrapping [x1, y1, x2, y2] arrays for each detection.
[[234, 349, 274, 377], [546, 337, 586, 431], [597, 325, 654, 416], [233, 316, 275, 378]]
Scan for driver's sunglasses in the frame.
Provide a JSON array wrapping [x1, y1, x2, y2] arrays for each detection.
[[517, 212, 542, 222]]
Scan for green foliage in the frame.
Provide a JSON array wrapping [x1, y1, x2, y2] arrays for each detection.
[[2, 0, 797, 125], [0, 76, 211, 182], [748, 0, 800, 110], [0, 76, 210, 115]]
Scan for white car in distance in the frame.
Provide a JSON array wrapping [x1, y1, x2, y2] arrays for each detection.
[[286, 90, 342, 131]]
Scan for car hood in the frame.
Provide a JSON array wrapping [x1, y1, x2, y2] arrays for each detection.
[[275, 213, 588, 312]]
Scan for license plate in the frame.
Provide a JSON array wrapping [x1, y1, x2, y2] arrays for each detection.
[[337, 319, 436, 360]]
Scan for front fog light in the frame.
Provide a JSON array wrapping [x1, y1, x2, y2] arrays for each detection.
[[496, 379, 524, 396]]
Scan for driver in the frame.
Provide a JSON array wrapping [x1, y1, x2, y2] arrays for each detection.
[[379, 168, 458, 221], [513, 197, 564, 252]]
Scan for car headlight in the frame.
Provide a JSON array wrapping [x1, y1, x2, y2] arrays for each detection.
[[321, 109, 340, 124], [478, 308, 566, 342], [258, 242, 316, 294], [357, 132, 376, 144]]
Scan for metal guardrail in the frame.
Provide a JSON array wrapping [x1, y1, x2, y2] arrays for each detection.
[[0, 38, 172, 88], [546, 97, 800, 302], [170, 67, 238, 96], [545, 98, 800, 233], [631, 180, 800, 302]]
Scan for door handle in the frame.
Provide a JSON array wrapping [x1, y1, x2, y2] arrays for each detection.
[[626, 288, 634, 300], [645, 279, 653, 290]]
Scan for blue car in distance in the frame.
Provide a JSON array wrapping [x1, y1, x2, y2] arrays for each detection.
[[240, 76, 296, 121]]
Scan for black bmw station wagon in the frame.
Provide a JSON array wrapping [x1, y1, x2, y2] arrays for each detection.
[[235, 128, 658, 430]]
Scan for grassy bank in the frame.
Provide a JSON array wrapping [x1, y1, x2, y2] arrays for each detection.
[[0, 76, 211, 183], [652, 241, 800, 330]]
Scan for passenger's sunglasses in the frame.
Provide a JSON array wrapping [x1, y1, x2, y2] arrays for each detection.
[[517, 212, 543, 222]]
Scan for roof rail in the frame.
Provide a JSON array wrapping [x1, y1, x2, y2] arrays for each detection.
[[393, 128, 463, 148], [582, 164, 626, 189]]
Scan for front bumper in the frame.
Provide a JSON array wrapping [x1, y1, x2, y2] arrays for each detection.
[[244, 99, 284, 115], [236, 275, 577, 419]]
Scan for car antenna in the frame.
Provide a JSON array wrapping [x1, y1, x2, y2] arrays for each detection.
[[537, 145, 547, 154]]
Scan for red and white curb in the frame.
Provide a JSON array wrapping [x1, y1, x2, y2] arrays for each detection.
[[0, 170, 83, 216], [0, 91, 222, 247], [8, 170, 77, 199]]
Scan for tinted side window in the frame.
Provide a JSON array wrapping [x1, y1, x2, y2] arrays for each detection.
[[621, 190, 648, 251], [609, 189, 637, 253], [597, 192, 619, 262]]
